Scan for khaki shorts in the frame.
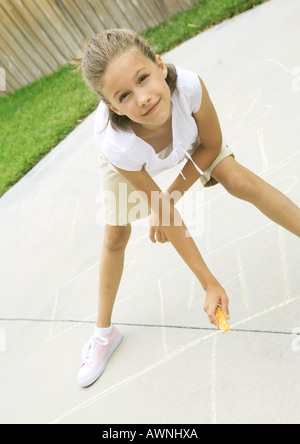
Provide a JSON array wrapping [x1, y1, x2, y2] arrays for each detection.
[[99, 141, 234, 226]]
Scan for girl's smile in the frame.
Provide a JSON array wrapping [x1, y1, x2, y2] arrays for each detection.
[[101, 51, 172, 131], [143, 99, 160, 116]]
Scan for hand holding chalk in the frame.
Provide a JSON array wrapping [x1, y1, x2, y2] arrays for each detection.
[[215, 306, 231, 334]]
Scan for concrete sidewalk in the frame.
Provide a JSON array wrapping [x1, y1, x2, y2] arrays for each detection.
[[0, 0, 300, 424]]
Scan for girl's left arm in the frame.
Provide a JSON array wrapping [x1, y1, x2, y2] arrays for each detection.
[[166, 76, 223, 201], [112, 165, 229, 327]]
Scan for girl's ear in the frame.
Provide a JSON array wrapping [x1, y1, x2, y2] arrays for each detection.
[[105, 103, 125, 116], [156, 55, 168, 79]]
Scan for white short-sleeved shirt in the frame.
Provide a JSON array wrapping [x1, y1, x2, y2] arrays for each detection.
[[94, 66, 203, 178]]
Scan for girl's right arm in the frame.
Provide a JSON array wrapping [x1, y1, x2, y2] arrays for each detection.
[[112, 165, 229, 327]]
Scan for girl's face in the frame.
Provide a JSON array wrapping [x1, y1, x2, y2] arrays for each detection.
[[101, 50, 172, 130]]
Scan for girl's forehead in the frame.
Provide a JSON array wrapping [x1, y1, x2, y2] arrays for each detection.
[[109, 49, 154, 71], [102, 51, 156, 97]]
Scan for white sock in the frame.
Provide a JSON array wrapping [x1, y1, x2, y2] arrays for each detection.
[[94, 324, 112, 338]]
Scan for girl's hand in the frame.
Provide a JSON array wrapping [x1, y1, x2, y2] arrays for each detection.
[[149, 212, 169, 244], [204, 284, 230, 328]]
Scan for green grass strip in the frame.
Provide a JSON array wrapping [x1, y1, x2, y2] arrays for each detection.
[[141, 0, 267, 53]]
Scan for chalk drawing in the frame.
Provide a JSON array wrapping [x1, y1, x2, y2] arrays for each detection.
[[50, 295, 300, 424]]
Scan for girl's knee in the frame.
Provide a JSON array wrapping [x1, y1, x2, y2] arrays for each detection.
[[221, 167, 259, 201], [104, 224, 131, 250]]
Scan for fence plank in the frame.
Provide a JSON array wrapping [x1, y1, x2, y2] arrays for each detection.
[[32, 0, 75, 57], [1, 0, 54, 75], [58, 0, 95, 39], [0, 19, 34, 85], [0, 0, 197, 94], [11, 0, 66, 66], [30, 0, 70, 63], [100, 0, 132, 29], [0, 4, 46, 79], [177, 0, 194, 8], [0, 44, 27, 90], [72, 0, 104, 34], [161, 0, 182, 14], [151, 0, 169, 21], [47, 0, 85, 46], [87, 0, 117, 30], [115, 0, 147, 32], [2, 0, 57, 74], [130, 0, 157, 28]]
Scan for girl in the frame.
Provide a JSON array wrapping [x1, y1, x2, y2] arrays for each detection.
[[74, 29, 300, 388]]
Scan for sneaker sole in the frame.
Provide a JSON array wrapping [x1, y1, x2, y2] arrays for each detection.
[[78, 333, 123, 388]]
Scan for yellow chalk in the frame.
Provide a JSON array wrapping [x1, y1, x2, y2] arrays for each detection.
[[215, 306, 231, 334]]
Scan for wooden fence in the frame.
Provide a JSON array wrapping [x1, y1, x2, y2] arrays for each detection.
[[0, 0, 197, 94]]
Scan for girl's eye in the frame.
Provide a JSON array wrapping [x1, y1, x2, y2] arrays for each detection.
[[139, 75, 148, 83], [120, 92, 129, 102], [119, 75, 149, 102]]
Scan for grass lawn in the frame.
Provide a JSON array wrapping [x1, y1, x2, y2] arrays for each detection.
[[0, 0, 268, 197]]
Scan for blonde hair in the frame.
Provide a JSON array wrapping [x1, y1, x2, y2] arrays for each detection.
[[73, 28, 177, 131]]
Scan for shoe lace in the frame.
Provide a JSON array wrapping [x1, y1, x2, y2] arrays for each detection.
[[81, 336, 109, 364]]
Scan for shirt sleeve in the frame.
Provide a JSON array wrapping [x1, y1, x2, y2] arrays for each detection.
[[94, 101, 109, 149], [94, 101, 143, 172], [101, 141, 143, 172], [176, 66, 203, 114]]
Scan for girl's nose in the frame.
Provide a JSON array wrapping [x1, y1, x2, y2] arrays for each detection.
[[137, 91, 151, 108]]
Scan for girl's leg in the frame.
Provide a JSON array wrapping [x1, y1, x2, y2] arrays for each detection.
[[77, 223, 131, 387], [211, 156, 300, 237], [97, 223, 132, 327]]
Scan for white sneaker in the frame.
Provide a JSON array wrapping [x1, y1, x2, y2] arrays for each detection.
[[77, 326, 123, 387]]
